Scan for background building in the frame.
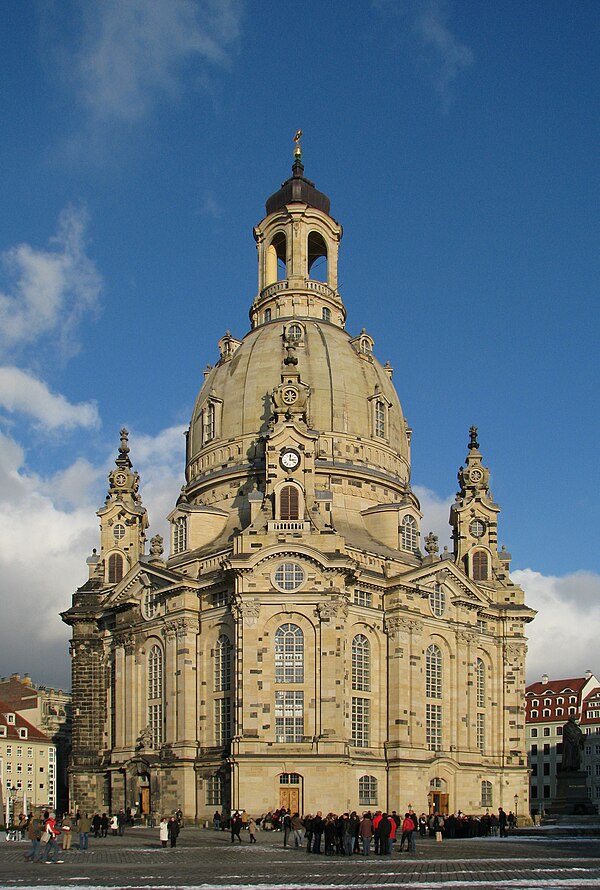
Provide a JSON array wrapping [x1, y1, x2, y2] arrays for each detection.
[[63, 150, 534, 823], [525, 671, 600, 817], [0, 702, 56, 816], [0, 673, 71, 814]]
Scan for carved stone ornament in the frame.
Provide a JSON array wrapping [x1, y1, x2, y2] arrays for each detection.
[[456, 630, 478, 644], [235, 598, 261, 628], [385, 616, 422, 638], [317, 596, 349, 623], [161, 618, 197, 640], [504, 642, 525, 663], [114, 631, 135, 652], [136, 724, 153, 751]]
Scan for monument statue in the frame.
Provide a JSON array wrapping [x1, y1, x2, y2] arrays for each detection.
[[561, 716, 584, 772]]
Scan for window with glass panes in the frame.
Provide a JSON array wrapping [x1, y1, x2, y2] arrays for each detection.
[[352, 697, 370, 747], [352, 634, 370, 691], [148, 644, 163, 748], [215, 697, 232, 746], [401, 515, 418, 552], [214, 635, 232, 692], [275, 624, 304, 683], [275, 691, 304, 742], [358, 775, 377, 806], [426, 703, 442, 751]]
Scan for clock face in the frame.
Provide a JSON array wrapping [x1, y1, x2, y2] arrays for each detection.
[[280, 449, 300, 470], [114, 472, 127, 487], [470, 468, 483, 483]]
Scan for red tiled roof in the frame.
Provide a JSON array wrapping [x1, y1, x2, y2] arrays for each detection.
[[526, 677, 588, 695], [0, 701, 50, 742]]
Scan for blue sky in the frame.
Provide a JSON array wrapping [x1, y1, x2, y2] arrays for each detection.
[[0, 0, 598, 689]]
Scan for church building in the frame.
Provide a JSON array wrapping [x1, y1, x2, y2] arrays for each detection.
[[62, 142, 535, 822]]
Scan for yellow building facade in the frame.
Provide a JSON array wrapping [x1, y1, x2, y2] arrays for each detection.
[[63, 148, 534, 822]]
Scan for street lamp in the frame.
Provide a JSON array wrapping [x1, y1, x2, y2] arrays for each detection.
[[513, 794, 519, 827]]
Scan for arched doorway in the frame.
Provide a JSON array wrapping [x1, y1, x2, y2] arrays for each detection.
[[279, 772, 302, 813], [428, 777, 449, 816], [126, 759, 152, 820]]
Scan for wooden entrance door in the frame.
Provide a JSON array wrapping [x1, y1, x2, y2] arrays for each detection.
[[429, 792, 449, 815], [279, 787, 299, 813], [140, 787, 150, 815]]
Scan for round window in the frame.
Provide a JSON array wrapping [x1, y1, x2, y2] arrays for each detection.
[[469, 519, 486, 538], [273, 562, 305, 591], [113, 523, 126, 540], [287, 323, 303, 343]]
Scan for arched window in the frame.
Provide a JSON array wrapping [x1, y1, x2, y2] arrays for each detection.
[[307, 231, 327, 282], [322, 307, 331, 322], [401, 515, 418, 553], [426, 645, 442, 699], [108, 553, 124, 584], [352, 634, 370, 691], [473, 550, 489, 581], [264, 308, 272, 323], [275, 624, 304, 683], [481, 780, 493, 807], [429, 584, 445, 617], [358, 775, 377, 806], [148, 645, 163, 749], [375, 400, 386, 438], [280, 485, 300, 521], [214, 634, 232, 692], [173, 516, 187, 555], [476, 658, 485, 708], [204, 403, 216, 442], [287, 323, 303, 343], [266, 232, 287, 284], [426, 644, 442, 752]]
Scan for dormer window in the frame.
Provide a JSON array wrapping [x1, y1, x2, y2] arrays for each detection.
[[173, 516, 187, 555], [400, 515, 418, 553], [6, 713, 15, 724], [375, 401, 385, 437], [18, 728, 27, 739], [205, 403, 215, 441], [0, 726, 6, 737]]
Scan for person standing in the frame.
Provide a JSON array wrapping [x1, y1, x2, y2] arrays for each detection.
[[378, 813, 392, 854], [24, 815, 42, 862], [78, 812, 91, 851], [291, 812, 304, 848], [311, 811, 323, 854], [400, 813, 414, 852], [101, 813, 109, 837], [167, 816, 180, 848], [359, 812, 373, 856], [159, 817, 169, 847], [282, 809, 292, 846], [248, 817, 258, 843], [498, 807, 508, 838], [213, 810, 221, 831], [230, 811, 243, 843], [61, 813, 73, 851], [433, 812, 444, 843]]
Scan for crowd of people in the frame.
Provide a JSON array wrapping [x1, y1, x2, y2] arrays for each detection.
[[213, 806, 519, 854]]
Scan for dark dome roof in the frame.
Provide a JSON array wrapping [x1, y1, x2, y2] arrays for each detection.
[[265, 160, 331, 216]]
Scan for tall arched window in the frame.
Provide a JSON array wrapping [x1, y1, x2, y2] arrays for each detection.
[[473, 550, 489, 581], [476, 658, 485, 708], [307, 231, 328, 282], [352, 634, 370, 691], [481, 780, 493, 807], [375, 400, 386, 438], [148, 645, 163, 749], [108, 553, 124, 584], [205, 403, 216, 442], [401, 515, 418, 553], [173, 516, 187, 554], [426, 644, 442, 752], [280, 485, 300, 521], [214, 635, 232, 692], [275, 624, 304, 683]]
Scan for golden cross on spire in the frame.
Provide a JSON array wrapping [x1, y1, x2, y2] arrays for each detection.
[[294, 129, 303, 160]]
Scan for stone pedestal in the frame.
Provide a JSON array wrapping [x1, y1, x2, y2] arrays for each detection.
[[546, 770, 598, 817]]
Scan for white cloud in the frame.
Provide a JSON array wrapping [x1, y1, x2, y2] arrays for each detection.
[[0, 206, 102, 360], [73, 0, 243, 123], [0, 423, 186, 689], [412, 0, 474, 109], [514, 568, 600, 684], [0, 366, 99, 431], [414, 484, 453, 554]]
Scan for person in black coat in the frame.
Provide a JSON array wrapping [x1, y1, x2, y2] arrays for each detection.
[[167, 816, 180, 848]]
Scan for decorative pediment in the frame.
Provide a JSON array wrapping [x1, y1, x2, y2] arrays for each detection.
[[102, 561, 196, 610]]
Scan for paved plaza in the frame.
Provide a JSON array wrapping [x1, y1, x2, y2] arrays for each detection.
[[1, 826, 600, 890]]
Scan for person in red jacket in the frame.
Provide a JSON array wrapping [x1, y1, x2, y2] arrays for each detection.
[[41, 813, 63, 864], [399, 813, 414, 852]]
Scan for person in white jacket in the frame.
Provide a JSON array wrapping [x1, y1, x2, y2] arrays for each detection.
[[159, 818, 169, 848]]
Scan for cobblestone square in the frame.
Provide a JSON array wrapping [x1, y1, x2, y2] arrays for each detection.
[[1, 827, 600, 890]]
